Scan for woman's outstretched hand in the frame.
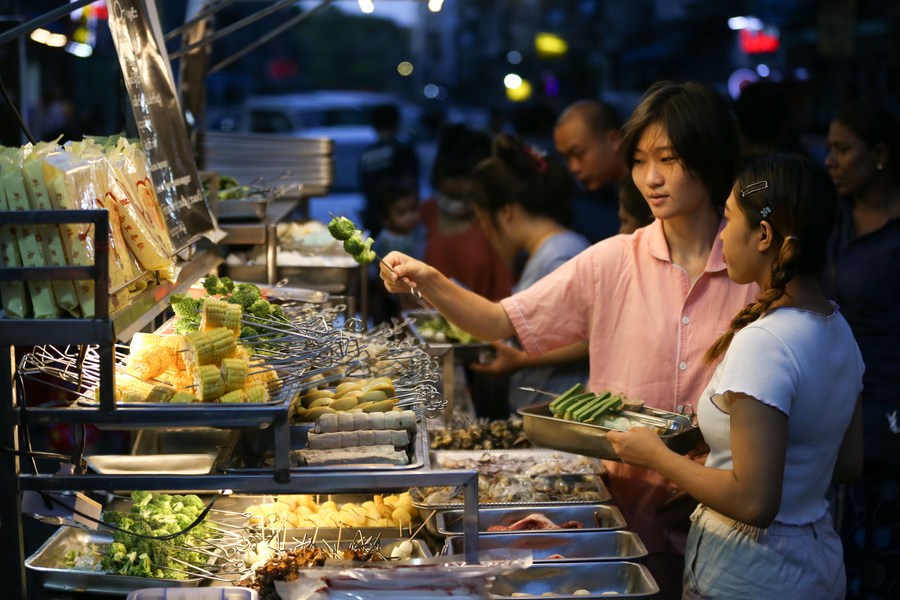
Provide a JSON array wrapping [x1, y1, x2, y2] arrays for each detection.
[[379, 251, 431, 294], [607, 426, 668, 469]]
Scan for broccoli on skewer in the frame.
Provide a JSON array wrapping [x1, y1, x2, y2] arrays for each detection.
[[328, 216, 355, 240], [329, 216, 377, 265]]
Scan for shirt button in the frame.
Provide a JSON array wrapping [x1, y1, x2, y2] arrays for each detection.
[[682, 316, 690, 325], [679, 362, 687, 371]]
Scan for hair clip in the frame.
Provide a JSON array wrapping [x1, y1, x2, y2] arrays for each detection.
[[741, 180, 769, 198], [759, 206, 772, 219], [523, 145, 548, 174]]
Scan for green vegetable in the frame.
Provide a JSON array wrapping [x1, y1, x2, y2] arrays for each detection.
[[328, 216, 356, 240]]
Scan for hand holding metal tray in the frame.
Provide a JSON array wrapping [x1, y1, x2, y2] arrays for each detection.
[[517, 401, 702, 462]]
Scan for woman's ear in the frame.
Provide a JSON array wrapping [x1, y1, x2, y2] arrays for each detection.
[[757, 220, 776, 253]]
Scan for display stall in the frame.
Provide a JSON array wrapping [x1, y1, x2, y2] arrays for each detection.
[[0, 2, 676, 598]]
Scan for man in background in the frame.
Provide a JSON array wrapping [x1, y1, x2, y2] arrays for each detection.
[[553, 100, 628, 243], [359, 103, 419, 237]]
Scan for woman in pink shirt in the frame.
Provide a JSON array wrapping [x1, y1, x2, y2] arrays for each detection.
[[380, 81, 758, 598]]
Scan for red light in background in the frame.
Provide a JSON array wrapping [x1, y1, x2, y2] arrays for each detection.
[[740, 29, 779, 54]]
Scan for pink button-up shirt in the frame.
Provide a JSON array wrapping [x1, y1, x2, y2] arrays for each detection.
[[502, 218, 759, 413], [501, 219, 760, 554]]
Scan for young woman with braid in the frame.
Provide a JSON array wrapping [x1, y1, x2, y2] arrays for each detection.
[[380, 81, 760, 599], [608, 154, 864, 599]]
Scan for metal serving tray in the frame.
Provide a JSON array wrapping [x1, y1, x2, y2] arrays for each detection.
[[25, 526, 206, 595], [411, 473, 611, 511], [489, 561, 659, 598], [216, 196, 274, 221], [401, 309, 494, 362], [429, 449, 604, 476], [435, 504, 626, 536], [215, 417, 429, 472], [518, 401, 702, 461], [443, 530, 647, 563]]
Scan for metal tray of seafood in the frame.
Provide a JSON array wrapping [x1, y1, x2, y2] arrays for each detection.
[[429, 449, 604, 475], [25, 526, 207, 595], [518, 401, 702, 461], [444, 530, 647, 563], [410, 473, 611, 511], [489, 561, 659, 598], [215, 416, 429, 472], [435, 504, 626, 537]]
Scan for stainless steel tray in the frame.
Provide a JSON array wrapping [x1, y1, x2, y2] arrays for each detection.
[[216, 417, 429, 472], [429, 449, 604, 476], [25, 526, 206, 595], [401, 309, 494, 361], [518, 401, 702, 461], [435, 504, 625, 536], [216, 196, 274, 221], [411, 474, 611, 510], [489, 561, 659, 598], [444, 530, 647, 563]]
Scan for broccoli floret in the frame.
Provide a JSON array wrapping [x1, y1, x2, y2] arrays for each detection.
[[218, 276, 235, 294], [229, 282, 263, 309], [328, 216, 356, 240], [353, 237, 376, 265], [201, 275, 221, 295], [169, 294, 202, 319], [240, 325, 259, 339], [131, 490, 153, 508], [248, 298, 272, 319], [180, 494, 206, 513], [343, 232, 365, 256]]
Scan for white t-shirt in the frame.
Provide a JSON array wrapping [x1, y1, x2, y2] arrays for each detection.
[[697, 304, 864, 525]]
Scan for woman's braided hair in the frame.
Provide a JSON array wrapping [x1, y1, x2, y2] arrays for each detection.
[[704, 153, 837, 363]]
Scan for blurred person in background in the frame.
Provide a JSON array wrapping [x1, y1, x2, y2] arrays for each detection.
[[380, 81, 759, 598], [421, 123, 514, 301], [823, 100, 900, 600], [420, 123, 515, 419], [465, 132, 590, 413], [359, 103, 419, 237], [553, 99, 629, 243], [369, 177, 426, 322]]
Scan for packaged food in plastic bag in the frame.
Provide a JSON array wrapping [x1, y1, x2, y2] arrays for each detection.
[[0, 150, 31, 318]]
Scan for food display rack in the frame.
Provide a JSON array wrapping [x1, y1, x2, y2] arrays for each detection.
[[0, 209, 481, 599]]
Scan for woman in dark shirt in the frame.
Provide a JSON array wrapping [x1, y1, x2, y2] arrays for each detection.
[[823, 100, 900, 600]]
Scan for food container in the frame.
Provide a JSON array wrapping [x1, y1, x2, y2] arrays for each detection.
[[489, 561, 659, 598], [435, 504, 626, 537], [216, 414, 429, 472], [25, 526, 210, 595], [443, 530, 647, 563], [518, 401, 702, 461], [127, 587, 257, 600], [402, 309, 494, 363], [429, 449, 604, 476], [216, 196, 274, 221], [411, 473, 611, 510]]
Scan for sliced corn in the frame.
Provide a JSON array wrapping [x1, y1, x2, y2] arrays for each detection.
[[125, 345, 173, 380], [219, 389, 247, 403], [196, 364, 225, 401], [170, 391, 199, 404], [221, 356, 249, 393], [245, 383, 269, 404]]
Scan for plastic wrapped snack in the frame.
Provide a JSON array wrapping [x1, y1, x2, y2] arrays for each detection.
[[66, 139, 144, 294], [0, 150, 30, 318], [1, 147, 59, 318]]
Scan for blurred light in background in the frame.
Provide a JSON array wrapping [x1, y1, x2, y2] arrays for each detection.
[[728, 16, 763, 31], [428, 0, 444, 12], [506, 50, 522, 65], [504, 73, 532, 102], [503, 73, 523, 89], [30, 28, 67, 48], [423, 83, 440, 99], [397, 61, 414, 76], [65, 41, 93, 57], [535, 32, 568, 57], [756, 63, 770, 77], [357, 0, 374, 14]]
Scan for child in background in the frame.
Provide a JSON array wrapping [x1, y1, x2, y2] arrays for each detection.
[[617, 176, 655, 234], [370, 178, 426, 321], [372, 178, 426, 260]]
